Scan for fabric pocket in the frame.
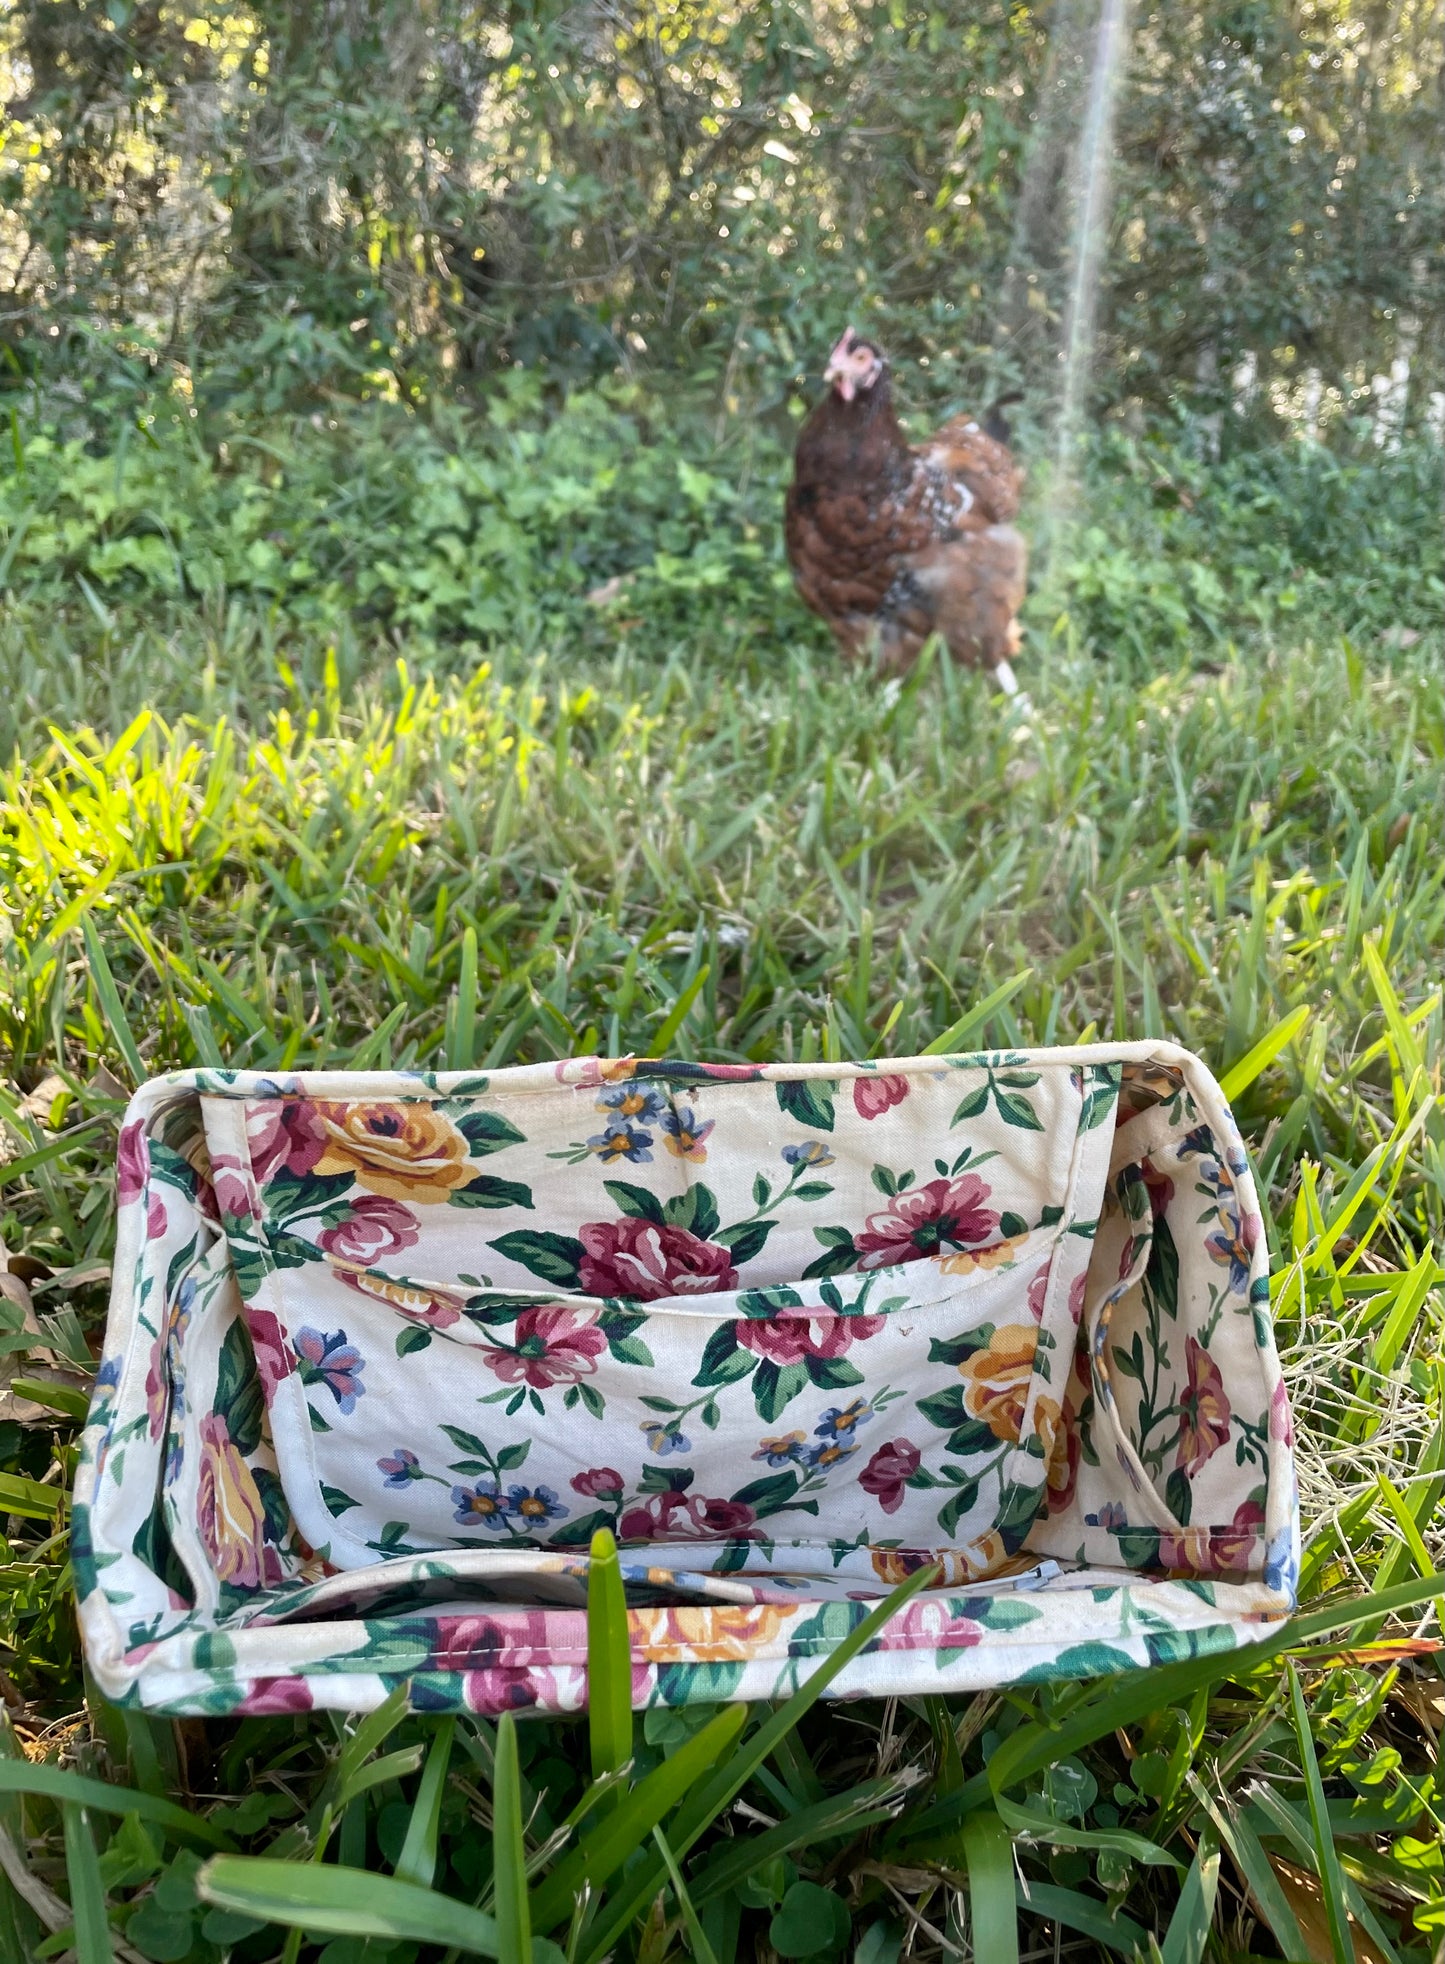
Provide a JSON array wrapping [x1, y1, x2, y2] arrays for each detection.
[[235, 1244, 1079, 1586], [199, 1064, 1121, 1590]]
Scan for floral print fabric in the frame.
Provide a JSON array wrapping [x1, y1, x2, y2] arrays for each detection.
[[73, 1043, 1298, 1717]]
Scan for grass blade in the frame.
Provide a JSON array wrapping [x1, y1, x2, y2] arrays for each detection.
[[394, 1718, 454, 1890], [1219, 1003, 1310, 1101], [493, 1711, 531, 1963], [652, 962, 711, 1055], [652, 1826, 720, 1964], [1184, 1772, 1306, 1963], [0, 1763, 232, 1850], [80, 914, 145, 1085], [62, 1804, 113, 1964], [922, 971, 1034, 1054], [691, 1779, 911, 1906], [1013, 1880, 1147, 1957], [579, 1563, 941, 1961], [1159, 1824, 1220, 1964], [447, 924, 479, 1070], [960, 1809, 1018, 1964], [586, 1527, 633, 1794], [1285, 1663, 1355, 1964], [197, 1858, 499, 1954], [529, 1702, 746, 1933]]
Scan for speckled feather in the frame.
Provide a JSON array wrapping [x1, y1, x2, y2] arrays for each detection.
[[785, 364, 1027, 674]]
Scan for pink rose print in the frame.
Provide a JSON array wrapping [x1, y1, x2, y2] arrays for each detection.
[[854, 1173, 1001, 1269], [210, 1156, 256, 1223], [1140, 1158, 1175, 1221], [247, 1101, 328, 1185], [852, 1075, 910, 1120], [1027, 1265, 1088, 1326], [1269, 1378, 1294, 1448], [618, 1490, 757, 1542], [578, 1218, 738, 1300], [572, 1467, 625, 1500], [237, 1677, 314, 1714], [737, 1313, 885, 1364], [464, 1669, 546, 1713], [481, 1306, 608, 1388], [869, 1598, 982, 1654], [1176, 1335, 1231, 1476], [316, 1196, 421, 1265], [1161, 1498, 1266, 1577], [859, 1439, 921, 1514], [248, 1311, 296, 1406], [116, 1119, 149, 1205]]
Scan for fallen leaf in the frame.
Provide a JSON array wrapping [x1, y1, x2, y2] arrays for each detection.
[[1268, 1857, 1392, 1964]]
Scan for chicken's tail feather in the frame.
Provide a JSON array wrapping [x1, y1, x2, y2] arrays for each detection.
[[982, 391, 1025, 446]]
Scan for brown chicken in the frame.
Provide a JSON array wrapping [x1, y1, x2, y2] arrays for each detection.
[[785, 328, 1028, 694]]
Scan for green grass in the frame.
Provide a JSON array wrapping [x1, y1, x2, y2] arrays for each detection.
[[0, 528, 1442, 1958]]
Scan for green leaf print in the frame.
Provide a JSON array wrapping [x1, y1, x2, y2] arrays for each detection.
[[801, 1229, 859, 1279], [447, 1175, 535, 1210], [1079, 1067, 1122, 1130], [602, 1180, 667, 1225], [921, 1331, 993, 1372], [663, 1184, 721, 1242], [993, 1088, 1045, 1131], [936, 1482, 982, 1536], [776, 1078, 836, 1132], [453, 1109, 526, 1155], [804, 1354, 864, 1391], [754, 1359, 809, 1421], [718, 1219, 775, 1265], [489, 1229, 585, 1288], [731, 1469, 804, 1513], [215, 1318, 265, 1458], [1146, 1216, 1181, 1319], [694, 1323, 752, 1387]]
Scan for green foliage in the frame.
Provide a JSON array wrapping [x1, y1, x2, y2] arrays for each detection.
[[2, 0, 1441, 430]]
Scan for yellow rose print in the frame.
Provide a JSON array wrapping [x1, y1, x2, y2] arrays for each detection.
[[313, 1102, 473, 1203]]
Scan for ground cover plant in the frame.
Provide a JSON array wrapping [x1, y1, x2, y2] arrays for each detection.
[[0, 540, 1441, 1955]]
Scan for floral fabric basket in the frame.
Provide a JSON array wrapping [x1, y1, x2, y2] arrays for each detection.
[[75, 1042, 1298, 1717]]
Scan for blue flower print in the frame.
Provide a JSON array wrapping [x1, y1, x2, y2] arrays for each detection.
[[587, 1121, 654, 1165], [1263, 1523, 1296, 1595], [642, 1420, 691, 1456], [378, 1449, 423, 1488], [805, 1436, 861, 1472], [295, 1327, 365, 1414], [752, 1431, 808, 1467], [452, 1479, 512, 1530], [660, 1105, 715, 1163], [814, 1399, 874, 1443], [506, 1484, 568, 1529], [597, 1084, 668, 1124], [782, 1140, 835, 1169], [1086, 1501, 1129, 1530]]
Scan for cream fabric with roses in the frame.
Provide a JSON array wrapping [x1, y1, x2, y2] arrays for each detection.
[[74, 1043, 1298, 1718]]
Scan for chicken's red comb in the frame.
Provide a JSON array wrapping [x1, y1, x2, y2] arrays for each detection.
[[826, 327, 858, 370]]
